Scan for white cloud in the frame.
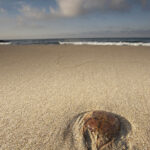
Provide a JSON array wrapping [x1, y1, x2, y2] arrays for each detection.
[[18, 0, 129, 19], [18, 0, 150, 20], [51, 0, 129, 17], [51, 0, 83, 17]]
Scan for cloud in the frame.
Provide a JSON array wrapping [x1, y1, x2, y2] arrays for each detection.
[[51, 0, 150, 17], [51, 0, 129, 17], [19, 4, 47, 19], [0, 8, 6, 14], [18, 0, 150, 20], [140, 0, 150, 9], [140, 0, 148, 6], [18, 0, 130, 19]]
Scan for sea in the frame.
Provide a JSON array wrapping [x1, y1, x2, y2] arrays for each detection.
[[0, 38, 150, 46]]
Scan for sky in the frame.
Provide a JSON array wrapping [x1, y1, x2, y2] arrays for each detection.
[[0, 0, 150, 39]]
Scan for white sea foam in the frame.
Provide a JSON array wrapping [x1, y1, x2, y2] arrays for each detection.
[[0, 42, 11, 45], [59, 41, 150, 46]]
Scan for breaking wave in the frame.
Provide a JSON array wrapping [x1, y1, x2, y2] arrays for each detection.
[[1, 38, 150, 46], [59, 41, 150, 46], [0, 42, 11, 45]]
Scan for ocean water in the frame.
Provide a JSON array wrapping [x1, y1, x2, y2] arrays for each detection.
[[0, 38, 150, 46]]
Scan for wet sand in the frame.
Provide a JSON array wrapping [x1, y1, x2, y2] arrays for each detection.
[[0, 45, 150, 149]]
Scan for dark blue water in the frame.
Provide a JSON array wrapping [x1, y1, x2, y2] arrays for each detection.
[[0, 38, 150, 46]]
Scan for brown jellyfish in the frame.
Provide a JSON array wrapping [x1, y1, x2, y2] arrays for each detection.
[[82, 111, 121, 150]]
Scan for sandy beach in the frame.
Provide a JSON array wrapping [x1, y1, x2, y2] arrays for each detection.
[[0, 45, 150, 150]]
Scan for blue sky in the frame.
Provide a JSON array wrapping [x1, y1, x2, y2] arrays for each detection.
[[0, 0, 150, 39]]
